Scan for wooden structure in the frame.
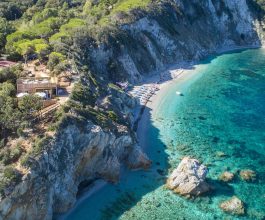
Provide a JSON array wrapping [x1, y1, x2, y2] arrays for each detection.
[[17, 77, 58, 98]]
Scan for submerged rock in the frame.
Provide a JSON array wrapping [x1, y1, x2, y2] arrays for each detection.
[[157, 169, 165, 176], [240, 169, 257, 182], [220, 196, 245, 216], [215, 151, 227, 158], [219, 171, 234, 182], [166, 157, 211, 196]]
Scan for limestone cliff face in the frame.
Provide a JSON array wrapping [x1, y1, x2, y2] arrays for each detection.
[[0, 120, 151, 220], [87, 0, 265, 82], [1, 0, 265, 219]]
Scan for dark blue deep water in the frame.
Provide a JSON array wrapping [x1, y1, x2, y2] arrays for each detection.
[[62, 49, 265, 220]]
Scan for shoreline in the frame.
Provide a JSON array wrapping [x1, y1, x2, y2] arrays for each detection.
[[127, 45, 265, 142], [136, 66, 199, 151], [135, 45, 261, 150], [58, 45, 261, 219]]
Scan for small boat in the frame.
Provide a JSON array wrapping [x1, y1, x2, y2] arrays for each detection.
[[176, 91, 184, 96]]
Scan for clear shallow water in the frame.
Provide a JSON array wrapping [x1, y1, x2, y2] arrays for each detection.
[[62, 49, 265, 220]]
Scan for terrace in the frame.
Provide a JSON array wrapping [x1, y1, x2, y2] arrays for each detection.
[[17, 77, 58, 98]]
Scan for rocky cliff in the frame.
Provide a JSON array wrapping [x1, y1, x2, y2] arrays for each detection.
[[1, 0, 265, 219], [80, 0, 265, 83], [0, 118, 151, 219]]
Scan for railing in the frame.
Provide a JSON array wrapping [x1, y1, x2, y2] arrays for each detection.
[[17, 82, 57, 90], [42, 99, 57, 108], [17, 77, 51, 83], [40, 103, 60, 118]]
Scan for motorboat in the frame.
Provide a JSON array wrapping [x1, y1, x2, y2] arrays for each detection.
[[176, 91, 184, 96]]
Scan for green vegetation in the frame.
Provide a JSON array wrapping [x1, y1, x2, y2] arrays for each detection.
[[0, 165, 22, 197], [47, 51, 67, 74], [0, 64, 22, 83], [85, 0, 151, 25], [0, 0, 153, 66], [0, 65, 43, 141], [31, 135, 53, 156], [0, 142, 23, 165], [0, 17, 15, 52], [113, 0, 150, 13], [0, 0, 34, 21]]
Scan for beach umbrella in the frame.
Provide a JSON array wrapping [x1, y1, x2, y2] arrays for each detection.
[[35, 92, 47, 99], [16, 93, 29, 98]]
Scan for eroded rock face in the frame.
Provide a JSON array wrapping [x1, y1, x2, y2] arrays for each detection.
[[220, 196, 245, 216], [240, 169, 257, 182], [0, 121, 151, 220], [166, 157, 211, 196], [219, 171, 235, 182]]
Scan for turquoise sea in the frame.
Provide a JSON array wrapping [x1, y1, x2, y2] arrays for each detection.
[[61, 49, 265, 220]]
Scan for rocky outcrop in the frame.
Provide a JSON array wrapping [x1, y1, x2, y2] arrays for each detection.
[[240, 169, 257, 181], [0, 120, 151, 219], [219, 171, 235, 182], [166, 157, 211, 196], [220, 196, 245, 215]]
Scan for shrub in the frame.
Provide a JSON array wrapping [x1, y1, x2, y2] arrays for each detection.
[[0, 144, 23, 165], [52, 61, 70, 76], [47, 52, 66, 71], [0, 180, 6, 198], [108, 111, 118, 121], [3, 166, 18, 180], [0, 65, 22, 84], [0, 139, 5, 149], [9, 144, 23, 161], [20, 153, 30, 167], [17, 127, 24, 137], [0, 149, 11, 165], [0, 82, 16, 97], [32, 136, 53, 156], [32, 8, 59, 24], [18, 94, 43, 120]]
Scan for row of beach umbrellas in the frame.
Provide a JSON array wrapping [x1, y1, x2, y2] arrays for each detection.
[[16, 92, 47, 99]]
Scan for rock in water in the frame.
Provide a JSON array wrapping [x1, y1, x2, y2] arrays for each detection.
[[240, 169, 257, 182], [219, 171, 234, 182], [166, 157, 210, 196], [220, 196, 245, 215], [126, 145, 151, 170]]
